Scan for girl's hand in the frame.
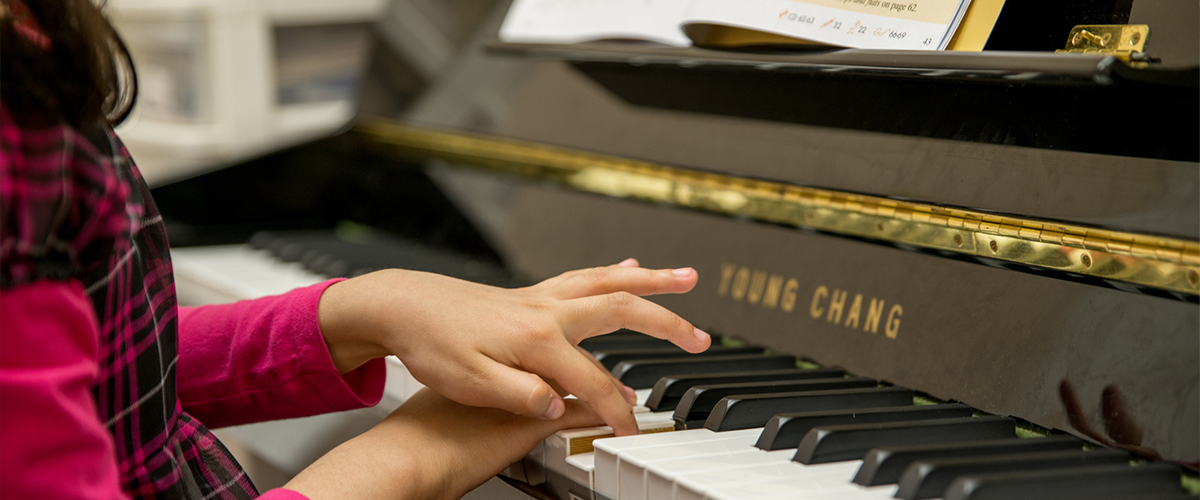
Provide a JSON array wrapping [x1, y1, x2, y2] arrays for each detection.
[[283, 388, 605, 500], [317, 259, 708, 436]]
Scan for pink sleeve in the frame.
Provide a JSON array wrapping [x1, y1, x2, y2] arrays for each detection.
[[0, 280, 127, 500], [176, 279, 386, 428]]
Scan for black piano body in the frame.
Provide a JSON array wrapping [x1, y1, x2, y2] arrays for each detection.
[[150, 0, 1199, 496]]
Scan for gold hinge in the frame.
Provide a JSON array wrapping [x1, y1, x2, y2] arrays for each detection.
[[355, 119, 1200, 296], [1055, 25, 1149, 63]]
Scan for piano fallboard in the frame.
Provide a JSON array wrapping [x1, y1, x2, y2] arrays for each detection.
[[500, 183, 1199, 463]]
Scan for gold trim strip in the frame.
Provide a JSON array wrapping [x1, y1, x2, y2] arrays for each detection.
[[355, 119, 1200, 296]]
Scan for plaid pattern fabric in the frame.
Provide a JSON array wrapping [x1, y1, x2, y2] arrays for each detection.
[[1, 105, 257, 499]]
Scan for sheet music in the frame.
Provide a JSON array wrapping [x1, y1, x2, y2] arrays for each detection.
[[683, 0, 973, 50], [500, 0, 972, 50]]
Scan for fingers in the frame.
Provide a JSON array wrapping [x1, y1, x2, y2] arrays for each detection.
[[529, 344, 639, 436], [471, 360, 567, 420], [546, 266, 699, 300], [558, 292, 711, 353], [526, 258, 644, 293], [575, 345, 637, 405]]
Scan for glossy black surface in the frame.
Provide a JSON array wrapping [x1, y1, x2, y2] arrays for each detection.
[[853, 436, 1086, 486], [896, 449, 1131, 500], [942, 463, 1186, 500], [794, 416, 1016, 464], [609, 353, 797, 389], [755, 404, 975, 450], [673, 377, 878, 424], [645, 368, 846, 411], [591, 345, 764, 370]]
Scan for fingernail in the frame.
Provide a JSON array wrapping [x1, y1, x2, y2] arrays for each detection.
[[672, 267, 693, 277], [617, 258, 638, 267], [541, 397, 565, 420], [694, 327, 710, 342], [624, 386, 636, 401]]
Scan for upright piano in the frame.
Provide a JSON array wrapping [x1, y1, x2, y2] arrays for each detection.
[[154, 0, 1199, 498]]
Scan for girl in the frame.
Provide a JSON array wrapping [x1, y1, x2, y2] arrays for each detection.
[[0, 1, 710, 498]]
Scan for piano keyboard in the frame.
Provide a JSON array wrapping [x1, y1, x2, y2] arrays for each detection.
[[519, 332, 1195, 500], [169, 239, 1195, 500]]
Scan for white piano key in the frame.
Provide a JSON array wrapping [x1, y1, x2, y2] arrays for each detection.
[[634, 388, 653, 406], [793, 483, 899, 500], [696, 460, 866, 500], [171, 245, 327, 305], [704, 473, 898, 500], [565, 451, 595, 489], [594, 429, 730, 499], [644, 448, 795, 500], [674, 460, 855, 500], [545, 415, 675, 476], [616, 429, 762, 500]]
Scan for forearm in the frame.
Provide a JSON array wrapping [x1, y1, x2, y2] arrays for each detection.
[[282, 389, 604, 500], [280, 418, 431, 500], [177, 279, 385, 427]]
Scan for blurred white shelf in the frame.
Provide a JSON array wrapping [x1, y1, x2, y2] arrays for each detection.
[[108, 0, 382, 186], [265, 0, 388, 25]]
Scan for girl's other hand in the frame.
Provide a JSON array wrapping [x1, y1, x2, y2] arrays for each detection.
[[284, 388, 605, 500], [317, 258, 708, 436]]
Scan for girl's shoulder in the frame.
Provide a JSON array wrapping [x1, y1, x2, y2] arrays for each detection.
[[0, 103, 136, 289]]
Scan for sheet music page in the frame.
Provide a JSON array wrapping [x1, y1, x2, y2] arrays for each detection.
[[682, 0, 973, 50], [499, 0, 693, 46]]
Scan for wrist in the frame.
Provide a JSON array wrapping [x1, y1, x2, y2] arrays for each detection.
[[317, 276, 393, 374]]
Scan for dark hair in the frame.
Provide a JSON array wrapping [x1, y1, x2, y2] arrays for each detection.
[[1, 0, 138, 128]]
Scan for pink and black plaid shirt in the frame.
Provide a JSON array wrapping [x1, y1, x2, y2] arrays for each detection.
[[0, 104, 256, 499]]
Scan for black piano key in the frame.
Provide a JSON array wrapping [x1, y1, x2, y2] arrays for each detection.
[[591, 345, 764, 371], [579, 335, 673, 352], [300, 243, 407, 277], [678, 386, 911, 431], [896, 449, 1133, 500], [250, 229, 514, 285], [645, 368, 846, 412], [943, 463, 1186, 500], [853, 435, 1086, 486], [584, 329, 647, 341], [794, 416, 1016, 464], [753, 403, 975, 449], [250, 230, 335, 258], [279, 239, 344, 263], [673, 377, 878, 426], [610, 353, 797, 389]]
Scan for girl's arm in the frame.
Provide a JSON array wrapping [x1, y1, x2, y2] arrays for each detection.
[[176, 279, 386, 428], [282, 387, 605, 500], [0, 280, 127, 500]]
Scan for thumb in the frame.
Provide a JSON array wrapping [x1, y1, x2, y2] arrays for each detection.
[[554, 398, 606, 430], [482, 363, 565, 420], [522, 398, 606, 440]]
